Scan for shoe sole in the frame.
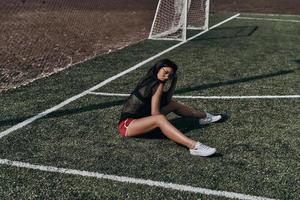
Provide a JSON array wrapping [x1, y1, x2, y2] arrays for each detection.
[[190, 148, 217, 157], [199, 115, 222, 125]]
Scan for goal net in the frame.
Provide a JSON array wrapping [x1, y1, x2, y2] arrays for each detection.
[[149, 0, 210, 41]]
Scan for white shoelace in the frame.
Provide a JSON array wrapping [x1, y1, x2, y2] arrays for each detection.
[[196, 142, 212, 150], [206, 113, 213, 121]]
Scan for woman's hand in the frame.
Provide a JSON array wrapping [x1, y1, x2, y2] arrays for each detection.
[[157, 67, 175, 82]]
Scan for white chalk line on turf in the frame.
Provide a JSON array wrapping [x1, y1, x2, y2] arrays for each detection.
[[0, 13, 240, 140], [88, 92, 300, 99], [241, 12, 300, 18], [237, 16, 300, 23], [0, 158, 277, 200]]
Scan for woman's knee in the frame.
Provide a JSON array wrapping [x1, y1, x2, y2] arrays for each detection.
[[153, 114, 168, 125]]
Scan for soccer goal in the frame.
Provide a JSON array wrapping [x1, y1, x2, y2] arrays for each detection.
[[149, 0, 210, 41]]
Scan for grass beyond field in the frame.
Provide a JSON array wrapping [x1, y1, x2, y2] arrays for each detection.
[[0, 13, 299, 199]]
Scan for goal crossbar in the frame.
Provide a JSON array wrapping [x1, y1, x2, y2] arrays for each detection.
[[149, 0, 210, 41]]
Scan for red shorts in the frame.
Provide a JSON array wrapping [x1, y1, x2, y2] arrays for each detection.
[[118, 118, 136, 137]]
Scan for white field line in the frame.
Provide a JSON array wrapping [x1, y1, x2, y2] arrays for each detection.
[[0, 158, 277, 200], [241, 12, 300, 18], [0, 14, 240, 140], [88, 92, 300, 99], [237, 16, 300, 23]]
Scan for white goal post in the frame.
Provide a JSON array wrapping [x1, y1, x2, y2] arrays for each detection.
[[149, 0, 210, 41]]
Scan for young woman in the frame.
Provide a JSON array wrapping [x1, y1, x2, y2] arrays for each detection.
[[118, 59, 221, 156]]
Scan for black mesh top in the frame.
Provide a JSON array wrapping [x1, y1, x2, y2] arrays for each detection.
[[119, 63, 177, 123]]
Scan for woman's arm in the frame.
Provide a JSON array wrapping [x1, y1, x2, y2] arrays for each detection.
[[151, 82, 164, 115], [166, 75, 177, 101]]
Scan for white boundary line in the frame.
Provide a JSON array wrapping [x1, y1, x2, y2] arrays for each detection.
[[241, 12, 300, 18], [0, 158, 277, 200], [88, 92, 300, 99], [0, 14, 240, 140], [237, 16, 300, 23]]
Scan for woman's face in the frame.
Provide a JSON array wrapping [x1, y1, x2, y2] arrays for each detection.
[[157, 66, 174, 82]]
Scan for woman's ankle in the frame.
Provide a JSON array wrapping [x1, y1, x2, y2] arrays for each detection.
[[188, 141, 198, 149]]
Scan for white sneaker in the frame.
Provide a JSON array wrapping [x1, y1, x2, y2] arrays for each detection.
[[199, 112, 222, 125], [190, 142, 216, 157]]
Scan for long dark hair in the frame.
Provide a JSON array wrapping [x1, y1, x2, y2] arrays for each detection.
[[134, 58, 178, 93], [149, 59, 178, 79]]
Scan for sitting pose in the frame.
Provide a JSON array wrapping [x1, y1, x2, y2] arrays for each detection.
[[118, 59, 221, 156]]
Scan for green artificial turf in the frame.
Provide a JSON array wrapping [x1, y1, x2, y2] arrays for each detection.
[[0, 13, 299, 199], [98, 16, 300, 96], [0, 39, 177, 132], [0, 95, 299, 199], [0, 165, 228, 200]]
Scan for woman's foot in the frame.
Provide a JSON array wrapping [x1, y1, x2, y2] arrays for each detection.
[[199, 112, 222, 125], [189, 142, 216, 156]]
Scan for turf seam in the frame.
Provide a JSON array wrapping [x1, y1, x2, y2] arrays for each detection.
[[0, 158, 277, 200]]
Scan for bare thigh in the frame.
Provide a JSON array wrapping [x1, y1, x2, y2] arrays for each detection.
[[126, 115, 161, 137], [126, 113, 196, 149]]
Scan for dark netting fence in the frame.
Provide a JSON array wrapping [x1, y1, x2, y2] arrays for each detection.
[[0, 0, 298, 91], [0, 0, 156, 91]]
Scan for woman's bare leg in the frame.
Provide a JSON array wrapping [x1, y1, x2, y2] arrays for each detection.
[[126, 114, 196, 149], [161, 100, 206, 118]]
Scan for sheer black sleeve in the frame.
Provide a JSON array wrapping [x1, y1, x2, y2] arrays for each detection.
[[161, 75, 177, 106]]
